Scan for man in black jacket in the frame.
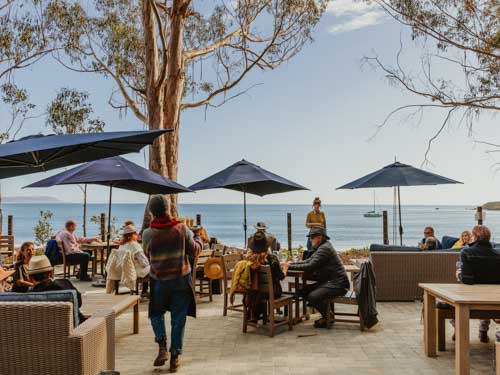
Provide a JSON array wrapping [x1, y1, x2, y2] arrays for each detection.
[[287, 227, 349, 328], [455, 225, 500, 342]]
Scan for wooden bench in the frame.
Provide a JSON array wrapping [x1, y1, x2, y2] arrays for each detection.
[[81, 293, 140, 334]]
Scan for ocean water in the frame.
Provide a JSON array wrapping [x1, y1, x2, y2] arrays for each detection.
[[2, 203, 499, 250]]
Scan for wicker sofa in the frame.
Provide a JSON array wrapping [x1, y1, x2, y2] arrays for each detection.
[[0, 290, 115, 375], [369, 244, 460, 301]]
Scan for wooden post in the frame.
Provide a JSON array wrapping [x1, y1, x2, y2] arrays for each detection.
[[196, 214, 201, 226], [382, 210, 389, 245], [476, 206, 483, 225], [287, 213, 292, 255], [100, 213, 106, 241], [7, 215, 13, 236]]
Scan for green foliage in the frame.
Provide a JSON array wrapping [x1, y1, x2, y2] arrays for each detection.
[[0, 82, 36, 142], [33, 210, 54, 246], [46, 88, 105, 134], [90, 214, 118, 238]]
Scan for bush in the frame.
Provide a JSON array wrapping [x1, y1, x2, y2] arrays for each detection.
[[33, 210, 54, 246]]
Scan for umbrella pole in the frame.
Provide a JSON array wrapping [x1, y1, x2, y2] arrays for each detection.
[[243, 190, 247, 248], [397, 185, 403, 246], [106, 184, 113, 256]]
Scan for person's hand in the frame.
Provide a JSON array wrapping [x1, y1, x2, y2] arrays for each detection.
[[281, 261, 290, 274], [418, 243, 425, 249], [456, 270, 461, 281]]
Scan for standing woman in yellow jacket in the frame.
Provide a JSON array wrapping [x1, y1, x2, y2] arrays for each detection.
[[305, 197, 326, 251]]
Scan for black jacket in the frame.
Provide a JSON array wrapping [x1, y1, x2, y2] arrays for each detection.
[[460, 240, 500, 285], [353, 262, 378, 329], [289, 240, 349, 290]]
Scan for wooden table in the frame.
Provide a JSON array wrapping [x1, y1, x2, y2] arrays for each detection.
[[286, 265, 360, 324], [419, 283, 500, 375], [82, 293, 141, 334], [286, 269, 308, 324], [81, 242, 118, 276]]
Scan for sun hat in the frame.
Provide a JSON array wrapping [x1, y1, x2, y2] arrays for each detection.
[[149, 194, 169, 217], [28, 255, 53, 275], [121, 224, 137, 235], [307, 227, 330, 240], [249, 231, 270, 253], [0, 266, 14, 281], [254, 222, 268, 231], [204, 257, 223, 279]]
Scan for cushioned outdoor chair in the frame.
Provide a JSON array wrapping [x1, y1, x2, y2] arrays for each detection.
[[0, 290, 115, 375]]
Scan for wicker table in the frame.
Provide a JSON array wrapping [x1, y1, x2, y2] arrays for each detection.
[[82, 293, 141, 334], [419, 283, 500, 375]]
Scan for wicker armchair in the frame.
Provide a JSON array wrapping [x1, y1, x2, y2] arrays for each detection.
[[0, 301, 114, 375]]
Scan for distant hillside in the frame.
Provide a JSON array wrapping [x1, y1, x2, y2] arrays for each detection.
[[483, 201, 500, 210], [2, 196, 63, 204]]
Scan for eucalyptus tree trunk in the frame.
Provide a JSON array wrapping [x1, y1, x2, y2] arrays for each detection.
[[161, 0, 190, 218]]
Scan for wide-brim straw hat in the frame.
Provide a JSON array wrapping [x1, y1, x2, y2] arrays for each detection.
[[121, 224, 137, 235], [0, 266, 14, 281], [249, 231, 270, 253], [28, 255, 53, 275], [204, 257, 223, 279]]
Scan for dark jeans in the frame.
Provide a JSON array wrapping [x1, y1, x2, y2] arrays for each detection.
[[302, 283, 346, 318], [149, 277, 191, 355], [66, 252, 90, 280]]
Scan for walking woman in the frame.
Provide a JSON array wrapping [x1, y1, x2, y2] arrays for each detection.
[[305, 197, 327, 251], [12, 242, 35, 292], [142, 195, 202, 372]]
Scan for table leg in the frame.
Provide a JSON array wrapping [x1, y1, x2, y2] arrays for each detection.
[[424, 290, 437, 357], [294, 276, 300, 323], [100, 248, 104, 275], [133, 301, 140, 334], [301, 275, 309, 320], [455, 304, 470, 375]]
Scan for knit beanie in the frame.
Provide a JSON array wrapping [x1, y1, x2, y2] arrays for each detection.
[[149, 194, 169, 217]]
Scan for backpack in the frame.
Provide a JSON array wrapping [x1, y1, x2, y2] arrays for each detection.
[[45, 239, 62, 266]]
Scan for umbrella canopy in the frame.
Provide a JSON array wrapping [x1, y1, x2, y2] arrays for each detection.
[[0, 130, 169, 179], [189, 159, 308, 246], [25, 156, 191, 195], [336, 161, 461, 189], [25, 156, 192, 262], [337, 161, 462, 245]]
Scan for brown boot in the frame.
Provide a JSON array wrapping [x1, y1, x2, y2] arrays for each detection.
[[479, 331, 489, 343], [169, 353, 180, 373], [153, 338, 168, 367]]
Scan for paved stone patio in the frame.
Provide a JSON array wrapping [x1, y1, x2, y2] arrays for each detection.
[[77, 283, 498, 375]]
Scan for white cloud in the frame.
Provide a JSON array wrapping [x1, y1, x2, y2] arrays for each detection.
[[326, 0, 387, 34]]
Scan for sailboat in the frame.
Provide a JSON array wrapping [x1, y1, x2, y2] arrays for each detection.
[[364, 191, 382, 218]]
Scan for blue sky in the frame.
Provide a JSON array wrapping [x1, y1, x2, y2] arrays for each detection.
[[1, 0, 499, 206]]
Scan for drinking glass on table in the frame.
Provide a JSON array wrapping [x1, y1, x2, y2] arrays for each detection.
[[279, 252, 288, 263], [456, 261, 462, 281], [292, 249, 299, 263]]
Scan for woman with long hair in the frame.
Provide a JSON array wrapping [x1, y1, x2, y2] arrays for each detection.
[[12, 242, 35, 292]]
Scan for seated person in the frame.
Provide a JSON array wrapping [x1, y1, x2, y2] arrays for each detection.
[[28, 255, 87, 323], [422, 237, 437, 251], [419, 226, 442, 249], [0, 266, 14, 293], [247, 222, 280, 252], [106, 224, 150, 293], [12, 242, 35, 293], [237, 231, 285, 321], [286, 227, 349, 328], [190, 225, 210, 247], [55, 219, 97, 281], [451, 225, 500, 343], [452, 230, 471, 248]]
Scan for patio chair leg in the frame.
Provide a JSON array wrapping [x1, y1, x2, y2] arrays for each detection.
[[209, 279, 213, 302], [288, 301, 293, 331], [223, 289, 228, 316], [326, 302, 333, 329], [243, 305, 248, 333]]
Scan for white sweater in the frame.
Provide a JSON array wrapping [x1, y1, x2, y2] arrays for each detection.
[[106, 241, 150, 292]]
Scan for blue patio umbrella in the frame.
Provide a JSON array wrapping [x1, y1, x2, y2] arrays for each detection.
[[189, 159, 308, 246], [337, 161, 462, 245], [25, 156, 192, 252], [0, 130, 169, 179]]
